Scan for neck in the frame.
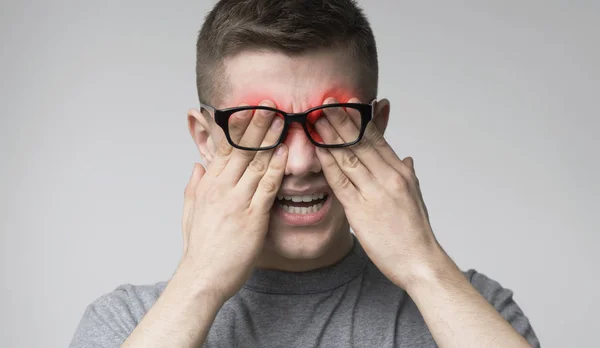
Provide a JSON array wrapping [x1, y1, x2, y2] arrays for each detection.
[[255, 230, 355, 272]]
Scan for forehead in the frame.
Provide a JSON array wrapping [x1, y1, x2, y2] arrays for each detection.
[[219, 48, 362, 111]]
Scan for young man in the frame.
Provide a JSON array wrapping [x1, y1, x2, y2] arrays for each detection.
[[70, 1, 540, 347]]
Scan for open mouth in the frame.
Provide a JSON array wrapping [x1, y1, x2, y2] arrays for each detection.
[[275, 193, 329, 215]]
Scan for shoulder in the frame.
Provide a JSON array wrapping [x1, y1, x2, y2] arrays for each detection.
[[91, 281, 168, 319], [69, 281, 168, 348], [463, 269, 517, 306], [462, 269, 540, 347], [462, 269, 522, 315]]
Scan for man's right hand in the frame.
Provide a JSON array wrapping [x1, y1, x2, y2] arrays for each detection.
[[123, 102, 287, 348], [179, 100, 287, 304], [122, 103, 287, 348]]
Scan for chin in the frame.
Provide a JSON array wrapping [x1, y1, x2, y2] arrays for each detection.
[[264, 226, 336, 259], [261, 199, 350, 268]]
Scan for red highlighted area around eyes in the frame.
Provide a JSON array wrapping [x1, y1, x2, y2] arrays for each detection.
[[230, 89, 360, 145], [306, 109, 325, 143], [239, 105, 357, 146]]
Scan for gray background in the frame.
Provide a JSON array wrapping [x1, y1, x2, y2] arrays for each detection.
[[1, 0, 598, 347]]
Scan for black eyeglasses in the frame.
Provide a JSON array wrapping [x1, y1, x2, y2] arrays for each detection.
[[200, 100, 375, 151]]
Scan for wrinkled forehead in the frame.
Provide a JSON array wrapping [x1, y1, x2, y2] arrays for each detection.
[[218, 49, 362, 112]]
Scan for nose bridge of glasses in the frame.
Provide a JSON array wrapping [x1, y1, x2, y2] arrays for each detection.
[[282, 112, 308, 124], [278, 112, 314, 144]]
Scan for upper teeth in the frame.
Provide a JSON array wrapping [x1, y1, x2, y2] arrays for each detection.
[[277, 193, 326, 202]]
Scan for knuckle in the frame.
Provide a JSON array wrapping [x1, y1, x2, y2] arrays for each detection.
[[331, 172, 353, 191], [270, 160, 285, 173], [233, 146, 256, 159], [333, 173, 353, 190], [369, 128, 386, 146], [252, 113, 271, 129], [247, 157, 267, 173], [354, 137, 372, 152], [217, 138, 233, 155], [389, 173, 408, 191], [259, 176, 279, 194], [341, 151, 361, 169], [336, 113, 352, 128], [268, 153, 285, 170]]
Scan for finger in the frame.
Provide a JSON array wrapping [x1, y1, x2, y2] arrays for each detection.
[[235, 116, 285, 193], [182, 163, 206, 254], [314, 116, 379, 194], [403, 156, 415, 173], [226, 105, 253, 147], [322, 97, 362, 141], [402, 156, 418, 183], [234, 101, 278, 150], [249, 144, 288, 213], [318, 99, 394, 181], [402, 156, 423, 197], [361, 121, 414, 180], [223, 100, 284, 183], [205, 130, 235, 178], [315, 146, 361, 202], [228, 111, 284, 186]]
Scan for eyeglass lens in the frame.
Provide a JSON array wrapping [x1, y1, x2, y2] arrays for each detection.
[[227, 105, 363, 149]]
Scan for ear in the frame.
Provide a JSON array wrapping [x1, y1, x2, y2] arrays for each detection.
[[373, 98, 390, 135], [187, 108, 215, 163]]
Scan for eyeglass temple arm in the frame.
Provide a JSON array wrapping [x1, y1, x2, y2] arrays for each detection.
[[199, 102, 216, 113]]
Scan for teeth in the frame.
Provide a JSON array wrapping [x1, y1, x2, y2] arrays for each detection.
[[277, 193, 327, 202], [280, 203, 325, 214]]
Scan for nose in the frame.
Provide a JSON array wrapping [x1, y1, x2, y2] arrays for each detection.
[[282, 125, 322, 176]]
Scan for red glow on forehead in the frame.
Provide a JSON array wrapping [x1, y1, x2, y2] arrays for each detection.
[[224, 87, 361, 110]]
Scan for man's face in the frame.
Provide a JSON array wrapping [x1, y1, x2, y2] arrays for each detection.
[[193, 48, 372, 267]]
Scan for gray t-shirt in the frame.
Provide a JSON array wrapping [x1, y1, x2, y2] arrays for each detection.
[[70, 237, 540, 347]]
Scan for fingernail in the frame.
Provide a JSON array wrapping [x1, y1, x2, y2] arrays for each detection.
[[259, 102, 274, 116], [315, 117, 328, 128], [236, 111, 248, 119], [275, 145, 286, 156], [271, 117, 284, 130]]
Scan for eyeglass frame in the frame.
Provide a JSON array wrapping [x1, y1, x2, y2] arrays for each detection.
[[199, 99, 377, 151]]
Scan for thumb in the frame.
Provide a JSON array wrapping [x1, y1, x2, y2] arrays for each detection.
[[403, 156, 415, 172]]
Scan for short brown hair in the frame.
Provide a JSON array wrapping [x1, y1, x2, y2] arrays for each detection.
[[196, 0, 378, 105]]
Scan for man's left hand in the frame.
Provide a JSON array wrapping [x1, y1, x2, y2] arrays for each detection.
[[315, 97, 446, 290]]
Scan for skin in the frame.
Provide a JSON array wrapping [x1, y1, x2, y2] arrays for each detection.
[[193, 48, 380, 272], [122, 48, 531, 348]]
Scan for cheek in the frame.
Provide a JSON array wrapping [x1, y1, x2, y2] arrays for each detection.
[[327, 196, 349, 231], [331, 195, 345, 214]]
